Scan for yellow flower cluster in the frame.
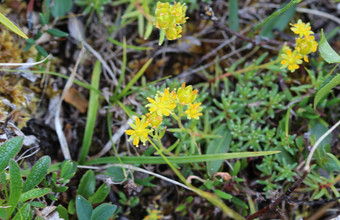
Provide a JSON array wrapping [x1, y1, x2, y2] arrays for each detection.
[[281, 19, 318, 72], [125, 83, 203, 147], [154, 1, 188, 40]]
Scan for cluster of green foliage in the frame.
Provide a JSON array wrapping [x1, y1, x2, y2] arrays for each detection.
[[1, 0, 340, 219]]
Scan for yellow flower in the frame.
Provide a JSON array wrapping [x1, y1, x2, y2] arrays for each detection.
[[185, 102, 203, 120], [146, 112, 163, 128], [143, 209, 163, 220], [177, 82, 198, 105], [290, 19, 314, 37], [146, 88, 177, 116], [171, 1, 188, 24], [295, 35, 318, 62], [164, 25, 182, 40], [281, 47, 303, 72], [154, 1, 188, 41], [125, 116, 151, 147], [155, 2, 175, 29]]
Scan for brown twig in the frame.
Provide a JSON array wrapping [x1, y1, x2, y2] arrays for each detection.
[[246, 170, 309, 220]]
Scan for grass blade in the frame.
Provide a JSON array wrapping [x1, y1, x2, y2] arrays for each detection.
[[79, 60, 101, 163], [85, 151, 281, 165]]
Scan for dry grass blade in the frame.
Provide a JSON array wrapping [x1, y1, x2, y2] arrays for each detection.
[[55, 47, 86, 160]]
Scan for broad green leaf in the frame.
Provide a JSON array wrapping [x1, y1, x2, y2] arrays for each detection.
[[0, 13, 28, 39], [79, 60, 101, 163], [76, 195, 92, 220], [19, 188, 51, 202], [319, 30, 340, 63], [85, 151, 281, 165], [46, 28, 69, 37], [12, 203, 30, 220], [0, 137, 23, 171], [52, 0, 73, 17], [91, 203, 117, 220], [77, 170, 96, 199], [206, 125, 232, 176], [105, 167, 126, 182], [56, 205, 69, 220], [89, 184, 110, 204], [7, 160, 22, 219], [260, 4, 296, 38], [314, 74, 340, 108], [23, 156, 51, 192]]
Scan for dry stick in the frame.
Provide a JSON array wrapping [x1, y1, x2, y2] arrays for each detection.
[[55, 47, 86, 160], [247, 119, 340, 220]]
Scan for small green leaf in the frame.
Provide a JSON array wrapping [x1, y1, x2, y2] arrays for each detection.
[[12, 203, 30, 220], [46, 28, 69, 37], [0, 13, 28, 39], [91, 203, 117, 220], [144, 21, 153, 40], [314, 74, 340, 108], [77, 170, 96, 199], [60, 160, 77, 182], [89, 184, 110, 204], [7, 160, 22, 218], [56, 205, 69, 220], [206, 125, 232, 176], [23, 156, 51, 192], [0, 137, 23, 171], [76, 195, 92, 220], [319, 29, 340, 63], [35, 45, 48, 57], [52, 0, 73, 17], [39, 13, 48, 25], [68, 199, 76, 215], [214, 189, 232, 200], [19, 188, 51, 202]]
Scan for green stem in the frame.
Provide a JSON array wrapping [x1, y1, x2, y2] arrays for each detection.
[[147, 138, 244, 219]]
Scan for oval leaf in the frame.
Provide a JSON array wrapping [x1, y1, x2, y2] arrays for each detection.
[[314, 74, 340, 108], [91, 203, 117, 220], [89, 184, 110, 204], [8, 160, 22, 218], [52, 0, 73, 17], [46, 28, 69, 37], [19, 188, 51, 202], [206, 125, 232, 176], [77, 170, 96, 199], [319, 29, 340, 63], [76, 195, 92, 220], [23, 156, 51, 192], [0, 137, 23, 171]]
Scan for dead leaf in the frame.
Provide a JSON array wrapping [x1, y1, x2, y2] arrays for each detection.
[[64, 87, 88, 113]]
